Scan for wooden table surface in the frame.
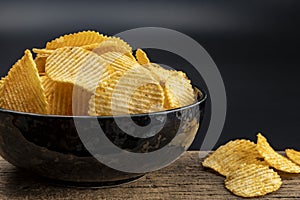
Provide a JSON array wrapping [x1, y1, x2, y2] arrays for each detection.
[[0, 151, 299, 200]]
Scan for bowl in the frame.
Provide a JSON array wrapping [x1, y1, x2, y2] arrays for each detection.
[[0, 88, 206, 186]]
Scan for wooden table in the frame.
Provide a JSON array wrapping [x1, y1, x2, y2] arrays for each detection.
[[0, 151, 299, 199]]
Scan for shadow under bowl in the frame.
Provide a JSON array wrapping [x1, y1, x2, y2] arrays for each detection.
[[0, 88, 206, 185]]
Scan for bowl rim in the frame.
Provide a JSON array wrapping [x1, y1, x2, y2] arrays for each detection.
[[0, 88, 207, 119]]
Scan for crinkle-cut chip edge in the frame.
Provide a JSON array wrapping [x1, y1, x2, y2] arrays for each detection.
[[46, 30, 107, 50], [256, 133, 300, 173], [286, 149, 300, 166], [136, 49, 150, 65], [92, 37, 132, 56], [33, 48, 53, 55]]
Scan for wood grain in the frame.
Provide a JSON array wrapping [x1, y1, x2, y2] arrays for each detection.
[[0, 151, 299, 199]]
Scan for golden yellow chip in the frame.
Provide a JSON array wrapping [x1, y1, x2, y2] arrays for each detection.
[[138, 63, 179, 109], [256, 133, 300, 173], [92, 37, 132, 56], [225, 164, 282, 197], [136, 49, 150, 65], [138, 62, 194, 109], [33, 42, 106, 56], [285, 149, 300, 166], [90, 66, 164, 116], [46, 47, 111, 94], [46, 30, 106, 50], [41, 76, 70, 115], [100, 51, 138, 72], [34, 55, 47, 74], [32, 48, 54, 55], [142, 63, 172, 82], [0, 78, 4, 96], [0, 50, 48, 114], [129, 83, 165, 114], [41, 76, 90, 116], [88, 71, 124, 116], [72, 84, 94, 116], [81, 43, 102, 51], [202, 139, 266, 176], [164, 71, 195, 109]]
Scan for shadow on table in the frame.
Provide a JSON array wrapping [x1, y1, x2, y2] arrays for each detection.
[[1, 167, 96, 199]]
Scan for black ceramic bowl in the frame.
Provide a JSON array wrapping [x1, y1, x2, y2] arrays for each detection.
[[0, 88, 206, 186]]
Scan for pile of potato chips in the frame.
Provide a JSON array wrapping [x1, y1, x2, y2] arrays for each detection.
[[202, 133, 300, 197], [0, 31, 196, 115]]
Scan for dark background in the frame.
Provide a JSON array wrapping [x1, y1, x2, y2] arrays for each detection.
[[0, 0, 299, 150]]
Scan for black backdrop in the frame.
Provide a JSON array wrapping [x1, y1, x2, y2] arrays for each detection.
[[0, 0, 299, 150]]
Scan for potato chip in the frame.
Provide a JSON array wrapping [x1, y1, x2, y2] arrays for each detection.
[[90, 66, 164, 116], [256, 133, 300, 173], [32, 48, 54, 55], [0, 78, 4, 96], [112, 66, 164, 115], [41, 76, 70, 115], [88, 71, 124, 116], [138, 63, 179, 109], [129, 83, 165, 114], [80, 43, 102, 51], [34, 55, 47, 74], [164, 71, 195, 109], [0, 50, 48, 114], [202, 139, 267, 176], [92, 37, 132, 56], [225, 164, 282, 197], [136, 49, 150, 65], [72, 84, 93, 116], [142, 63, 173, 83], [41, 76, 91, 115], [100, 51, 138, 72], [285, 149, 300, 166], [46, 47, 111, 93], [33, 43, 105, 56], [46, 30, 106, 50], [138, 62, 194, 109]]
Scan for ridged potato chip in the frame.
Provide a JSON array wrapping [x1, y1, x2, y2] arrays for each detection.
[[92, 37, 132, 56], [138, 62, 180, 109], [0, 78, 4, 96], [33, 42, 106, 56], [46, 30, 106, 50], [129, 83, 165, 114], [100, 51, 138, 72], [0, 50, 48, 114], [41, 76, 72, 115], [112, 66, 164, 115], [90, 66, 164, 116], [46, 47, 111, 93], [225, 164, 282, 197], [202, 139, 266, 176], [286, 149, 300, 166], [137, 61, 193, 109], [164, 71, 195, 109], [41, 76, 90, 115], [88, 71, 124, 116], [32, 48, 54, 55], [136, 49, 150, 65], [256, 133, 300, 173]]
